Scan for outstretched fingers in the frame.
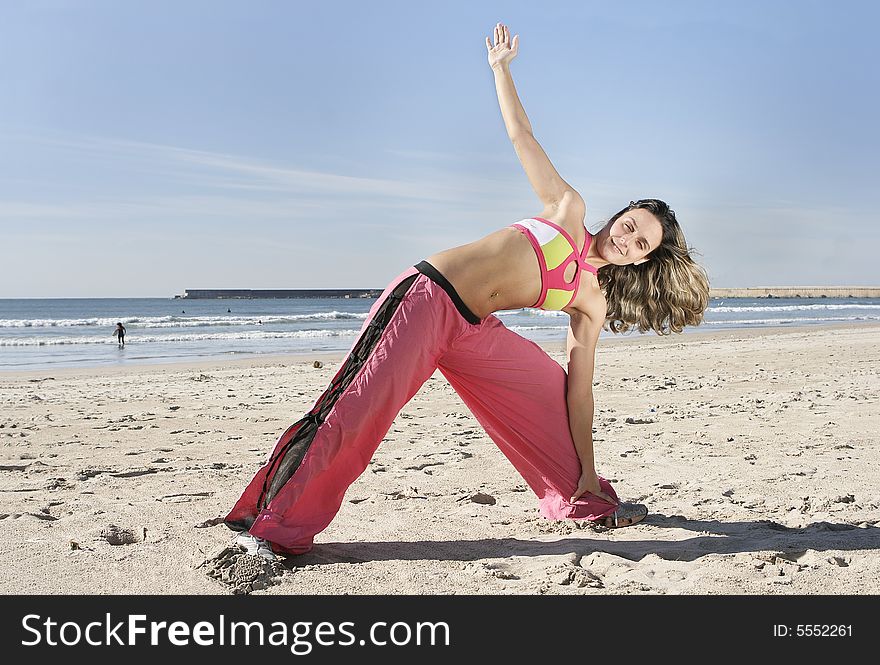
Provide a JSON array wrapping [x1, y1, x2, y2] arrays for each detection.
[[487, 22, 517, 53], [489, 22, 508, 47]]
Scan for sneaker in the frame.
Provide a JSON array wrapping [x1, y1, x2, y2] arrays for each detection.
[[589, 502, 648, 529], [235, 532, 278, 561]]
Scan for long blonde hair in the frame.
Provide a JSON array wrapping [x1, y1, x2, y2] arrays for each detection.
[[594, 199, 710, 335]]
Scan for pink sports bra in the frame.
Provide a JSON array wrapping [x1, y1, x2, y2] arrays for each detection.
[[510, 217, 599, 311]]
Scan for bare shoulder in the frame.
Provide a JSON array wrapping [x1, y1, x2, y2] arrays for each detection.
[[536, 189, 586, 236]]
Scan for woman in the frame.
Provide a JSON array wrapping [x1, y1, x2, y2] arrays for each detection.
[[225, 23, 710, 560]]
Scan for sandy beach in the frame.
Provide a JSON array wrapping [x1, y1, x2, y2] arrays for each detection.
[[1, 321, 878, 595]]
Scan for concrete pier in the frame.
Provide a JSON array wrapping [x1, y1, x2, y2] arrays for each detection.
[[177, 289, 382, 299]]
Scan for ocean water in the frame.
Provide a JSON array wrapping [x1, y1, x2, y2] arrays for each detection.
[[1, 295, 878, 371]]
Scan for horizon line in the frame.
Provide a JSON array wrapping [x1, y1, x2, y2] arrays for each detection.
[[3, 286, 880, 300]]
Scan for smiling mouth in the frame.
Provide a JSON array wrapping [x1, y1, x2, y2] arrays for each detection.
[[611, 238, 623, 255]]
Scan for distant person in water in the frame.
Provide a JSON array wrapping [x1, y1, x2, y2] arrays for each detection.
[[113, 322, 126, 347]]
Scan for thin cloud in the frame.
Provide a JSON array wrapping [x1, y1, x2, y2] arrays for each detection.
[[1, 131, 520, 202]]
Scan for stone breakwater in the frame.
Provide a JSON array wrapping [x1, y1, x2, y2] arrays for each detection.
[[709, 287, 880, 298], [177, 289, 382, 299]]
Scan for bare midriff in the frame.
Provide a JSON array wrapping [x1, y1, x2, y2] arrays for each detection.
[[424, 226, 546, 320]]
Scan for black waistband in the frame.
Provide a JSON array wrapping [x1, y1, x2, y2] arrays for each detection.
[[414, 261, 482, 325]]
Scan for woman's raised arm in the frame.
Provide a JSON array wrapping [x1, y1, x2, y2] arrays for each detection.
[[486, 23, 583, 211]]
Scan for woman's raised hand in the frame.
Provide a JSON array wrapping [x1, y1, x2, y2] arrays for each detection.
[[486, 22, 518, 69]]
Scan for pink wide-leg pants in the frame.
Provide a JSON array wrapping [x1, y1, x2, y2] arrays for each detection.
[[225, 265, 618, 555]]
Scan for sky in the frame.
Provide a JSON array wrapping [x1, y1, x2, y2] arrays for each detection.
[[1, 0, 878, 297]]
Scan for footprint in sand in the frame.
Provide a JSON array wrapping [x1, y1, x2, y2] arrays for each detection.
[[201, 544, 286, 595], [580, 551, 634, 572], [549, 564, 604, 589], [756, 549, 851, 572], [0, 511, 58, 522], [91, 524, 146, 545], [0, 463, 30, 472], [403, 449, 473, 472], [629, 553, 696, 591], [490, 553, 607, 591], [479, 562, 521, 580]]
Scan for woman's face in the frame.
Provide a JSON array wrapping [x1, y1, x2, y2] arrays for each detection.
[[598, 208, 664, 266]]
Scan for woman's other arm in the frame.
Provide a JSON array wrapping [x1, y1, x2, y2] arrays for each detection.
[[486, 23, 585, 213], [566, 309, 616, 505]]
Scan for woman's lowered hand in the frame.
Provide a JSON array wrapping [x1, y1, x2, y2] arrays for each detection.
[[570, 467, 618, 506]]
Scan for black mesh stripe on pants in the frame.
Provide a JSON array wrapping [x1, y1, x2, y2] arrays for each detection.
[[255, 274, 419, 512]]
